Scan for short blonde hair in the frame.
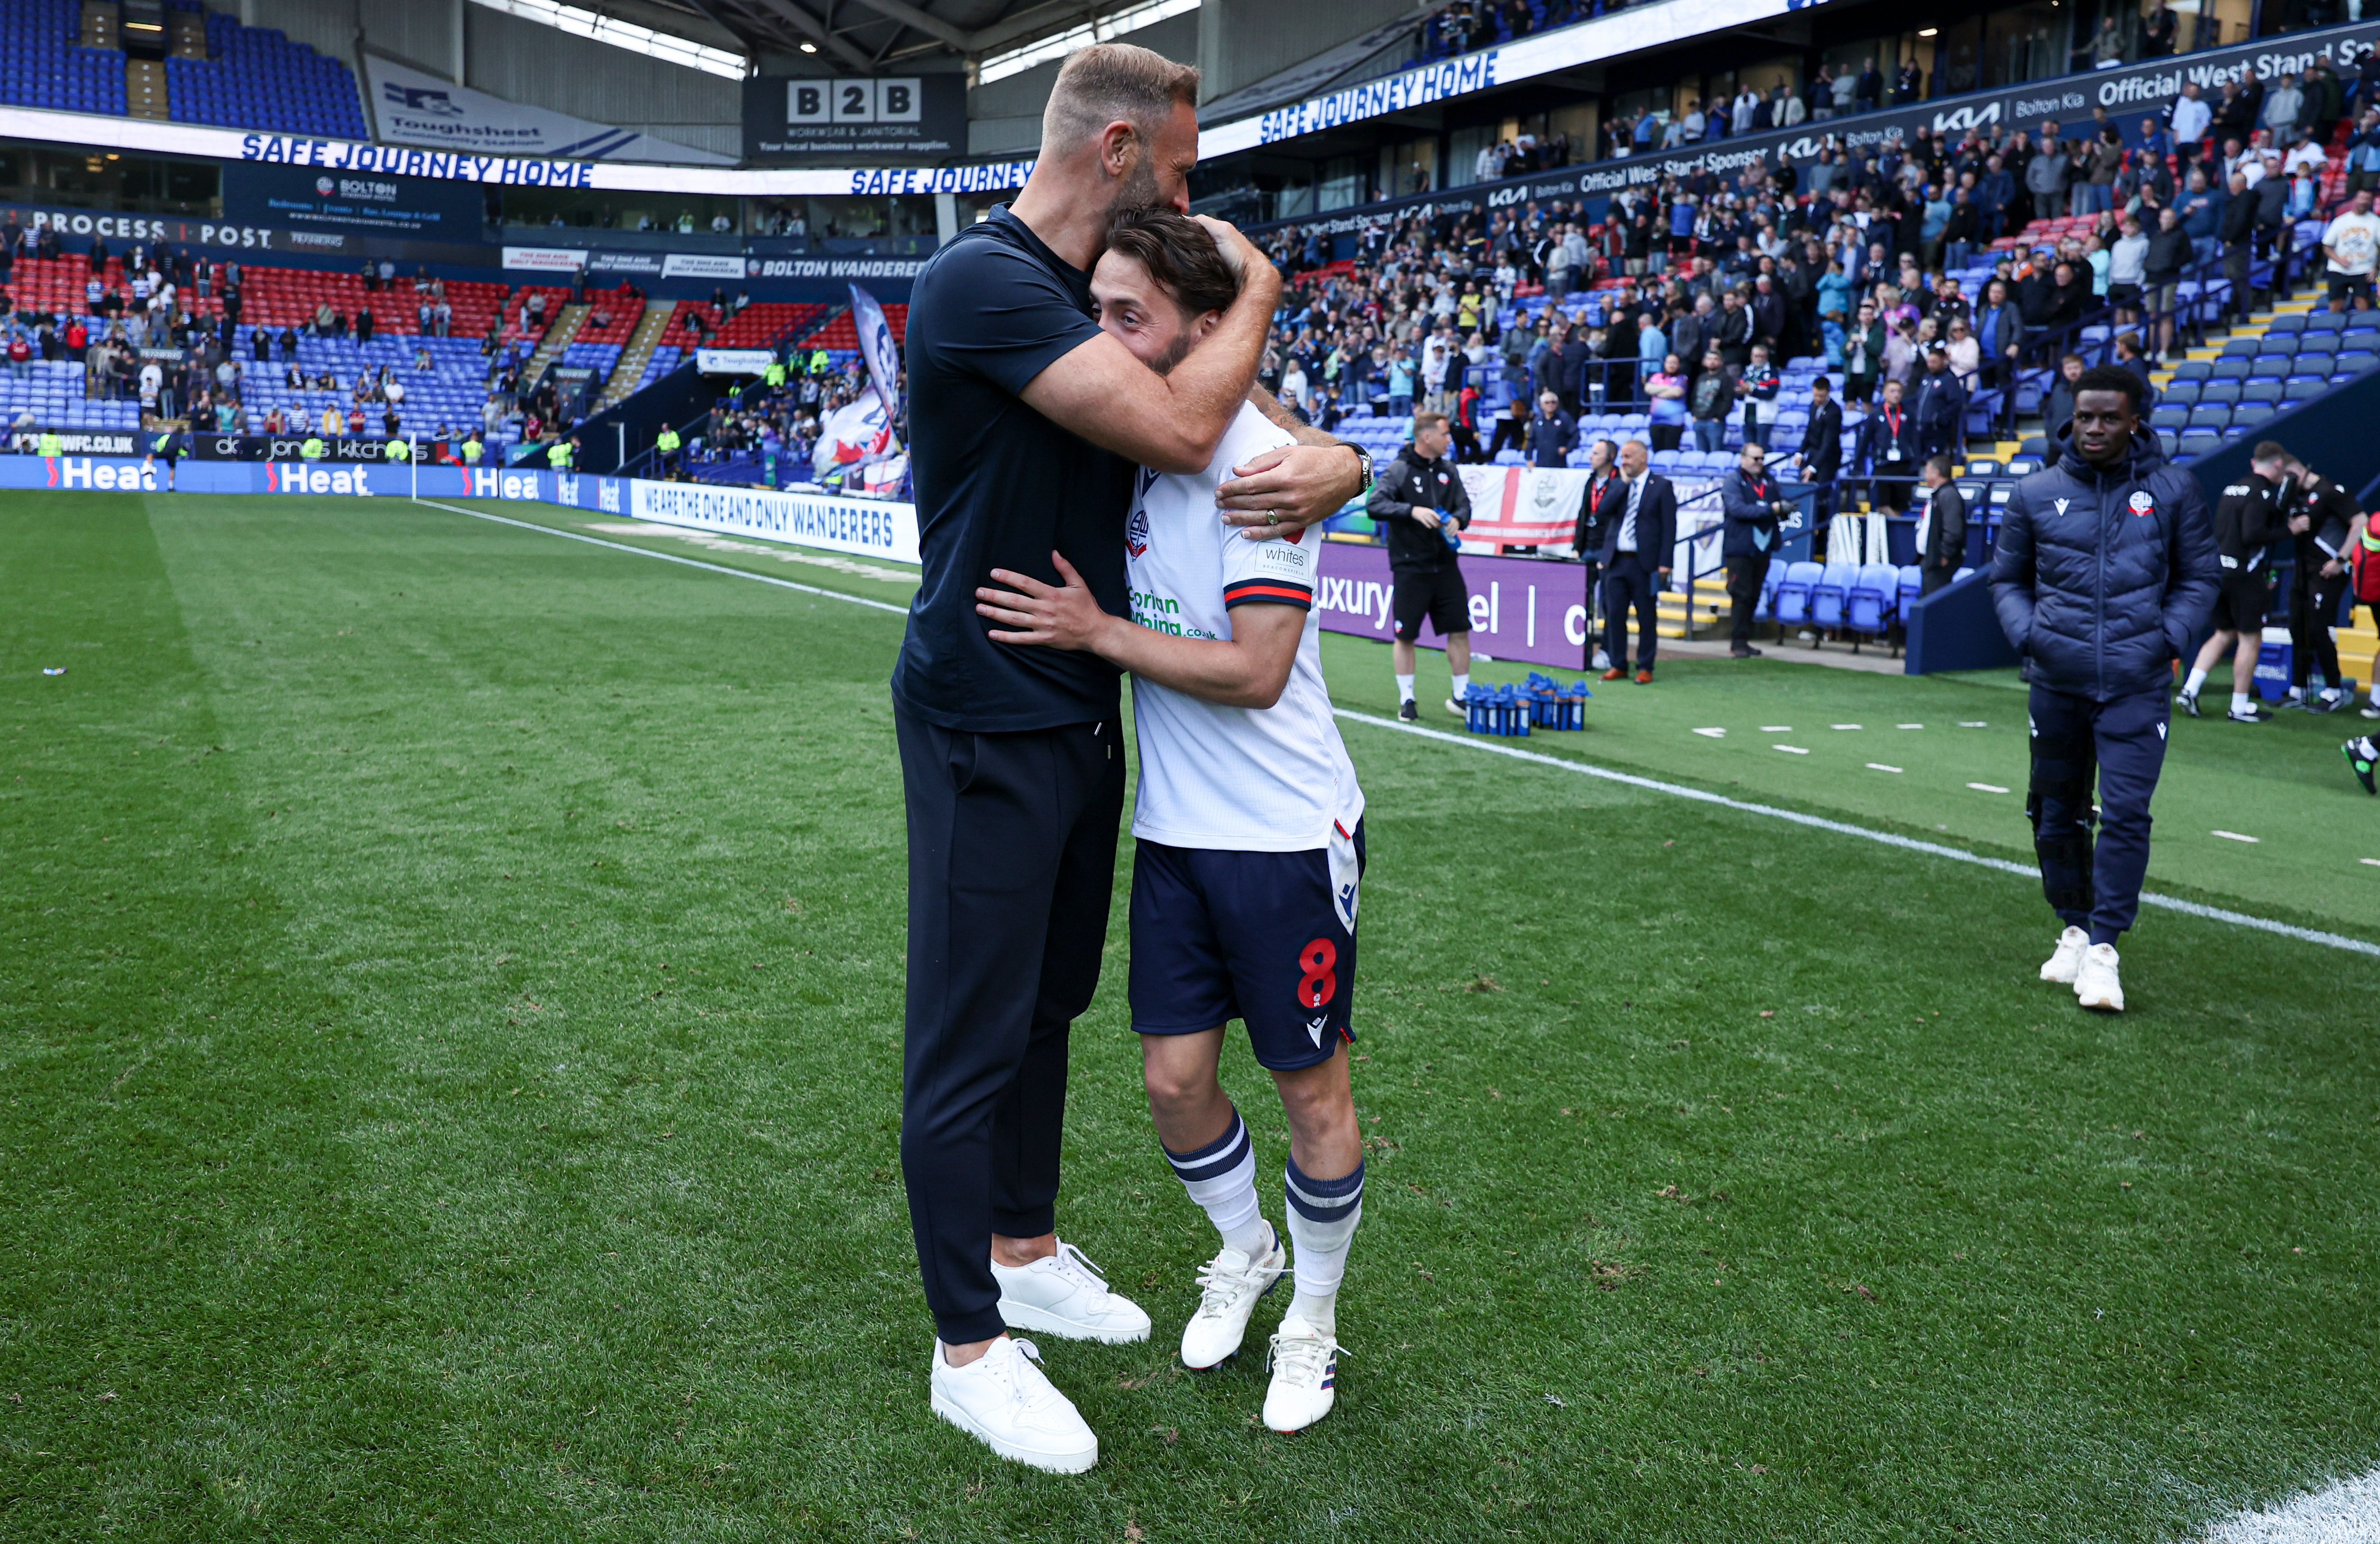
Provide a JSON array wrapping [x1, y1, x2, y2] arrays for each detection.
[[1043, 43, 1199, 156]]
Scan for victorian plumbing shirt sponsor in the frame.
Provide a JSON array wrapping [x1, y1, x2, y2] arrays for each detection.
[[1124, 403, 1364, 902]]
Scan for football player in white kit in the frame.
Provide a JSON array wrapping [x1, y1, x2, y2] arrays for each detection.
[[974, 207, 1366, 1434]]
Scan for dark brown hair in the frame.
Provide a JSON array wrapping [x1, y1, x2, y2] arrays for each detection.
[[1103, 207, 1242, 319]]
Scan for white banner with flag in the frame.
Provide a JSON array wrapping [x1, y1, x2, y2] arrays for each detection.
[[812, 392, 893, 482], [847, 283, 902, 419], [363, 53, 734, 165]]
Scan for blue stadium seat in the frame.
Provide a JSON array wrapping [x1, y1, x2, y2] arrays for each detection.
[[1897, 565, 1923, 623], [2160, 380, 2200, 406], [2239, 379, 2284, 404], [2305, 310, 2348, 335], [2249, 356, 2292, 378], [2200, 380, 2242, 404], [2006, 455, 2043, 474], [1963, 456, 2002, 475], [2255, 331, 2298, 354], [2337, 349, 2380, 375], [2156, 427, 2179, 459], [2266, 313, 2309, 335], [2176, 428, 2220, 459], [1811, 565, 1854, 630], [1848, 563, 1899, 638], [1772, 561, 1822, 628], [2295, 350, 2337, 375], [2150, 404, 2191, 430], [2209, 358, 2251, 380], [2187, 404, 2231, 429], [2284, 379, 2328, 403], [2220, 337, 2260, 358], [2168, 360, 2212, 381], [2233, 404, 2275, 430]]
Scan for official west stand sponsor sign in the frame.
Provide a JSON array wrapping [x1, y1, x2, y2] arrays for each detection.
[[1252, 20, 2380, 237], [631, 479, 919, 565]]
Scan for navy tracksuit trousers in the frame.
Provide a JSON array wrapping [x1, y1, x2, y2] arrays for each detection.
[[2027, 683, 2169, 945]]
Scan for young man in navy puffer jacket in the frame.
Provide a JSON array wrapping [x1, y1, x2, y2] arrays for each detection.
[[1990, 365, 2220, 1012]]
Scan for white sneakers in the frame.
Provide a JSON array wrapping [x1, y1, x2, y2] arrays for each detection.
[[1262, 1317, 1340, 1433], [2040, 925, 2089, 984], [992, 1239, 1151, 1345], [1179, 1230, 1287, 1370], [929, 1336, 1100, 1475], [2043, 927, 2124, 1011], [2073, 943, 2124, 1012]]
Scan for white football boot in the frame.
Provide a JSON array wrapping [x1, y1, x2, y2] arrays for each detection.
[[992, 1239, 1151, 1344], [2039, 925, 2089, 985], [1179, 1227, 1288, 1370], [928, 1336, 1099, 1474], [2074, 943, 2124, 1012], [1262, 1317, 1341, 1433]]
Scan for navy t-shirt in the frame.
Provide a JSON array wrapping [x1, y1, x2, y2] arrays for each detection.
[[892, 206, 1136, 732]]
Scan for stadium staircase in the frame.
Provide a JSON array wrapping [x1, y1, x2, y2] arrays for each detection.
[[521, 302, 588, 390], [125, 57, 166, 119], [599, 305, 678, 410]]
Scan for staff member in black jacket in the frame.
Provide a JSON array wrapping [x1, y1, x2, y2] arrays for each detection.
[[1595, 437, 1678, 683], [1916, 454, 1966, 592], [1790, 373, 1843, 528], [1720, 442, 1792, 657], [1367, 410, 1474, 721], [1572, 436, 1620, 666], [2282, 454, 2359, 711], [2181, 440, 2291, 721]]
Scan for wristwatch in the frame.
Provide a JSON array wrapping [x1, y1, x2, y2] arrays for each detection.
[[1342, 440, 1375, 493]]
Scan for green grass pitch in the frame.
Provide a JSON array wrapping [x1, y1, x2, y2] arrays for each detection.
[[4, 489, 2377, 1542]]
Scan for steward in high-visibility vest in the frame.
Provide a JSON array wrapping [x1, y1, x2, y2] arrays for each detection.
[[808, 348, 830, 375], [36, 428, 62, 456], [764, 359, 787, 389], [460, 434, 483, 464], [547, 438, 573, 470], [655, 426, 681, 456]]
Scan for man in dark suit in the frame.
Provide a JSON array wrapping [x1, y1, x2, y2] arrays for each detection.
[[1721, 441, 1794, 657], [1858, 376, 1922, 515], [1595, 437, 1677, 683], [1572, 436, 1620, 664], [1792, 374, 1844, 531], [1526, 389, 1575, 469], [1909, 344, 1967, 461], [1917, 454, 1968, 592]]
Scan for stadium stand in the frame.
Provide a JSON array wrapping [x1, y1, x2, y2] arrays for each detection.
[[165, 2, 370, 137]]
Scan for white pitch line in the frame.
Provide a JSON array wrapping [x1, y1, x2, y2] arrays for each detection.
[[2212, 830, 2261, 844], [1867, 763, 1903, 773], [1968, 782, 2011, 793], [2200, 1469, 2380, 1543], [413, 498, 912, 615], [1774, 744, 1810, 755], [1331, 710, 2380, 960], [415, 507, 2378, 962]]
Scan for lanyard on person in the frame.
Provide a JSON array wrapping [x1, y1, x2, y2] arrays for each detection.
[[1883, 405, 1904, 460]]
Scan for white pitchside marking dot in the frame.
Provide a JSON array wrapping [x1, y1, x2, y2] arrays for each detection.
[[2200, 1468, 2380, 1543], [1692, 727, 1727, 738], [1867, 763, 1903, 773], [2212, 830, 2261, 844], [1774, 745, 1810, 755], [1968, 782, 2010, 793]]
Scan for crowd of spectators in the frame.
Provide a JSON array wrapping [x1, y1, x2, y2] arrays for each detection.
[[1254, 91, 2366, 488]]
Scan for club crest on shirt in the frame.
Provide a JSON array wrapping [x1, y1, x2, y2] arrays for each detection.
[[2128, 490, 2156, 517], [1126, 505, 1151, 559]]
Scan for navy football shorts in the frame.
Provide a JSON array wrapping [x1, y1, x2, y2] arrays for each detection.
[[1127, 823, 1364, 1072]]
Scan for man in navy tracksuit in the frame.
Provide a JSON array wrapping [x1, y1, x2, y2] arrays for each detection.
[[1991, 365, 2218, 1012]]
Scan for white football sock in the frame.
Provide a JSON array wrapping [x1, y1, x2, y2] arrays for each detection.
[[2231, 691, 2251, 715], [1162, 1107, 1270, 1259], [2184, 666, 2209, 695], [1450, 671, 1471, 700], [1284, 1155, 1364, 1336], [1394, 672, 1416, 704]]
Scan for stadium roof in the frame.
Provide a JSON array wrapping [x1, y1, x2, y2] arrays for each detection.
[[600, 0, 1185, 75]]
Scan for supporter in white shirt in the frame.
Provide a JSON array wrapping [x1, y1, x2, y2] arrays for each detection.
[[2169, 82, 2211, 148], [2283, 136, 2329, 177], [2320, 187, 2380, 310]]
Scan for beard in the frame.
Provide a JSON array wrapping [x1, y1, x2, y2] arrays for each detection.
[[1103, 146, 1165, 230], [1148, 330, 1194, 376]]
